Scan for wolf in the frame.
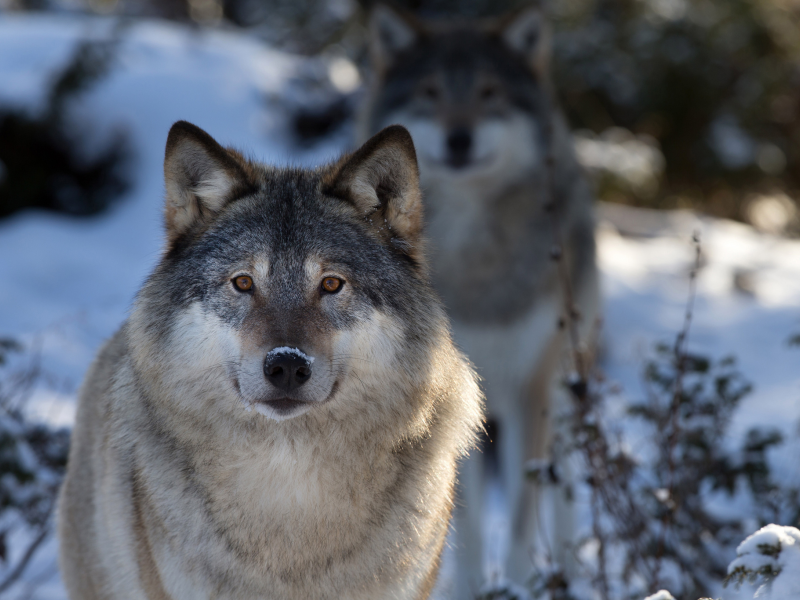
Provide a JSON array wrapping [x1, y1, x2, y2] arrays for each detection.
[[58, 121, 483, 600], [359, 3, 601, 593]]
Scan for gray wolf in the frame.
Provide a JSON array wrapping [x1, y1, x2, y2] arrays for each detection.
[[360, 4, 600, 593], [58, 121, 483, 600]]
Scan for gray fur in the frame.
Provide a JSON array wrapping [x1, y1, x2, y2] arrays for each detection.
[[360, 5, 601, 592], [58, 122, 483, 600]]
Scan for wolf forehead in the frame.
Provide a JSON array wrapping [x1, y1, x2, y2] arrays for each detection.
[[366, 6, 552, 124], [167, 170, 382, 264], [381, 37, 534, 100], [391, 31, 528, 78]]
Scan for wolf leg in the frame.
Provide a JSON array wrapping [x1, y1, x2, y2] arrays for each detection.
[[505, 331, 565, 586], [453, 442, 487, 599], [539, 259, 601, 580], [543, 373, 578, 578]]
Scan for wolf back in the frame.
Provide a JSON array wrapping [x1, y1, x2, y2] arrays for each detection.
[[57, 121, 483, 600], [360, 4, 601, 592]]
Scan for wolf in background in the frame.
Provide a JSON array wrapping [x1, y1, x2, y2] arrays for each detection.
[[360, 3, 601, 594], [58, 121, 483, 599]]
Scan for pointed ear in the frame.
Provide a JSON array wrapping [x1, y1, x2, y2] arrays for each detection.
[[369, 3, 421, 74], [496, 5, 551, 77], [163, 121, 255, 242], [323, 125, 424, 262]]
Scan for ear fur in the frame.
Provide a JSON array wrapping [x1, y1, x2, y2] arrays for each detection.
[[163, 121, 255, 242], [323, 125, 424, 263], [369, 3, 422, 74], [495, 4, 551, 77]]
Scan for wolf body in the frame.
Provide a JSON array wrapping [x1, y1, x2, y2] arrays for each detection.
[[58, 122, 483, 600], [360, 5, 600, 593]]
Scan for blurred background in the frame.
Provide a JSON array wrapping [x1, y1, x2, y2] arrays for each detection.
[[2, 0, 799, 230], [0, 1, 799, 599]]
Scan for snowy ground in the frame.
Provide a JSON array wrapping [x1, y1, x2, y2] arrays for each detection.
[[1, 13, 798, 600]]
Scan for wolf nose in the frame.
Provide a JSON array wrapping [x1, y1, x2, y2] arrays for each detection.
[[446, 128, 472, 168], [263, 351, 312, 391]]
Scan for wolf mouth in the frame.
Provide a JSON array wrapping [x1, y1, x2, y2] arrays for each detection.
[[256, 381, 340, 416], [260, 398, 310, 415]]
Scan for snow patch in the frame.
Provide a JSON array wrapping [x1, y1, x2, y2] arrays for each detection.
[[727, 525, 800, 599], [265, 346, 315, 364], [643, 591, 676, 600]]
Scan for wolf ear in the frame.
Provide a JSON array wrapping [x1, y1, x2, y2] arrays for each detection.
[[369, 4, 421, 73], [163, 121, 255, 242], [324, 125, 424, 262], [497, 5, 551, 77]]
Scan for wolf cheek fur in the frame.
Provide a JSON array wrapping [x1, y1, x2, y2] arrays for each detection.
[[57, 121, 483, 600], [360, 3, 602, 592]]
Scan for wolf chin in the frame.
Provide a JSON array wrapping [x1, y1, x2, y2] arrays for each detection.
[[360, 4, 601, 592], [58, 122, 483, 600]]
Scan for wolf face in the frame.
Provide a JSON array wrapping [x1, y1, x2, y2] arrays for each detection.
[[361, 5, 551, 192], [131, 122, 432, 423]]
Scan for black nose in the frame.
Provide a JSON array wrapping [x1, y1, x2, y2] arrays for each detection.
[[446, 127, 472, 168], [263, 350, 312, 391]]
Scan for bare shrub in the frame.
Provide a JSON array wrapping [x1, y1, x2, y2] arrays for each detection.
[[0, 338, 70, 595]]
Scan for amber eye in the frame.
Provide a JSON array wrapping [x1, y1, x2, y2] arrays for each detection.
[[321, 277, 343, 293], [233, 275, 253, 292]]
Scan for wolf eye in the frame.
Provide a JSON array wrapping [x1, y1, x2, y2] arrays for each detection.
[[321, 277, 343, 293], [233, 275, 253, 292]]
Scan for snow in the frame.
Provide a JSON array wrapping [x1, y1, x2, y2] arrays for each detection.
[[265, 346, 315, 364], [596, 207, 800, 496], [0, 12, 799, 600], [727, 525, 800, 599], [734, 524, 800, 558], [643, 591, 676, 600]]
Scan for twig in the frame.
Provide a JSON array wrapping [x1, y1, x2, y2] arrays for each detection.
[[539, 78, 591, 385], [653, 232, 702, 584], [0, 338, 67, 599], [540, 81, 610, 599], [589, 473, 609, 599], [0, 519, 52, 595]]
